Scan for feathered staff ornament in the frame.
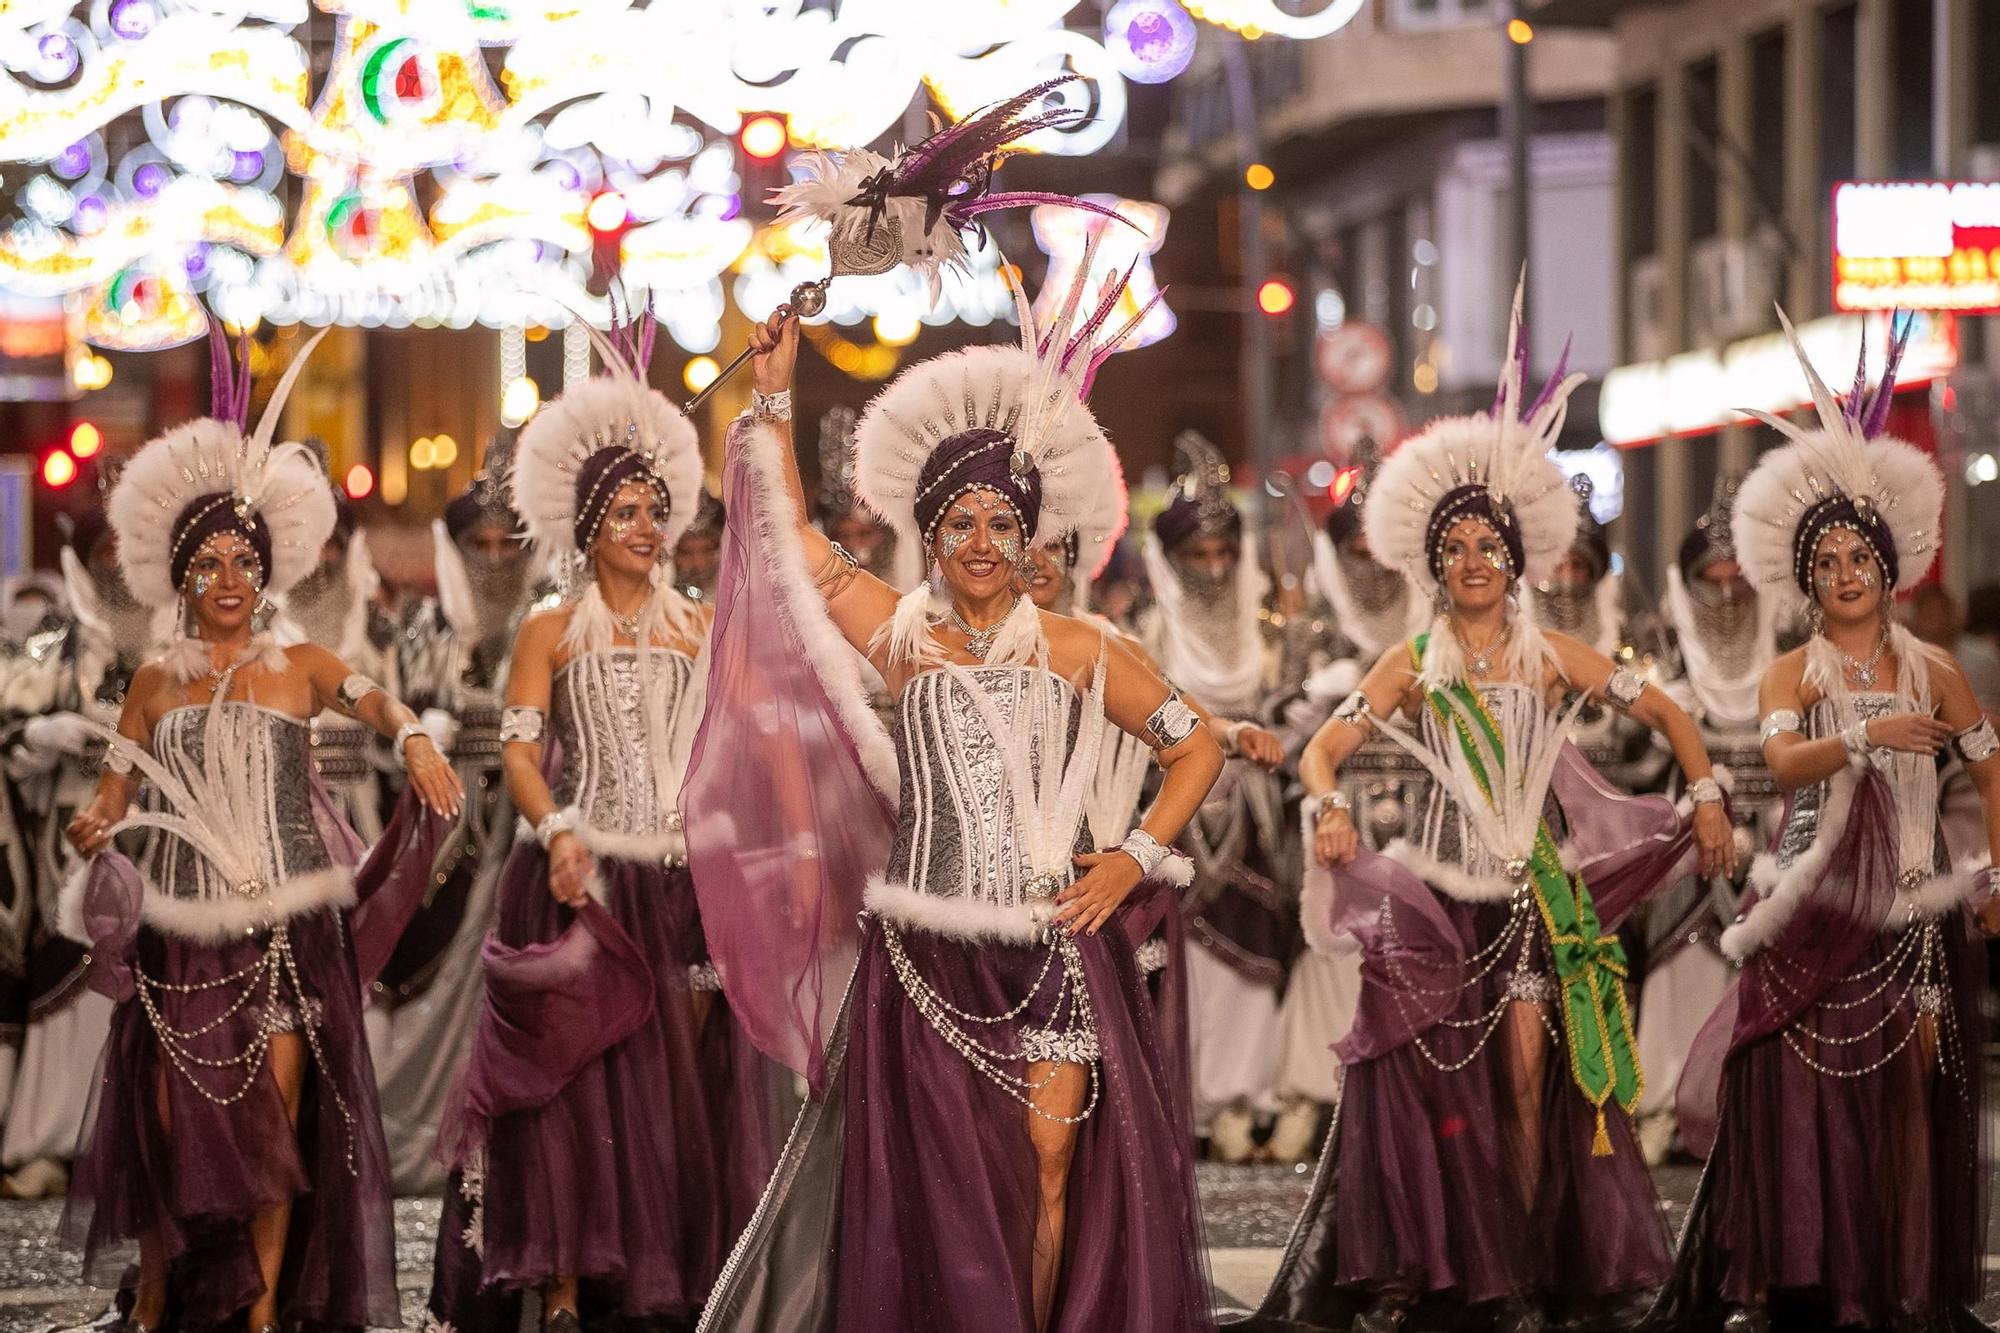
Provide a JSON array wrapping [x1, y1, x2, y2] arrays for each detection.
[[1731, 310, 1940, 616], [684, 75, 1133, 413], [109, 322, 335, 610]]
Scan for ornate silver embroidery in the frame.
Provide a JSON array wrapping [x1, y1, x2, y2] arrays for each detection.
[[1603, 666, 1644, 711], [552, 648, 693, 840], [1953, 717, 1998, 765], [1018, 1022, 1103, 1065], [499, 705, 546, 744], [1501, 969, 1558, 1005], [1142, 689, 1200, 749]]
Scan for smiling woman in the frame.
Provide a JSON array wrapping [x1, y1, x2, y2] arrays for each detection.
[[685, 261, 1222, 1333], [54, 326, 460, 1333]]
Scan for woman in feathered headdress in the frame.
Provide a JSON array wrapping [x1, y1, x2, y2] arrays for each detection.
[[684, 250, 1222, 1332], [1652, 316, 2000, 1333], [422, 311, 774, 1333], [55, 326, 462, 1333], [1249, 282, 1736, 1333]]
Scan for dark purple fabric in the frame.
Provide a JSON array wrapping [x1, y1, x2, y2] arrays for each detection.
[[1117, 880, 1194, 1140], [61, 908, 401, 1329], [347, 785, 453, 991], [75, 855, 143, 1003], [1661, 771, 1990, 1328], [834, 916, 1215, 1333], [686, 427, 892, 1093], [431, 847, 774, 1320], [912, 428, 1044, 542]]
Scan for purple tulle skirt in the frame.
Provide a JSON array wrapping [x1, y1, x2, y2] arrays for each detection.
[[430, 844, 774, 1323], [1245, 896, 1670, 1329], [61, 908, 400, 1330], [702, 911, 1214, 1333]]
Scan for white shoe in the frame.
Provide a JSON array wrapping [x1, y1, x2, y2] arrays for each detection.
[[1267, 1099, 1321, 1163], [1210, 1106, 1256, 1163], [1, 1156, 69, 1199]]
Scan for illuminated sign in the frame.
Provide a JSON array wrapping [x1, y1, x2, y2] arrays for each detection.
[[1601, 310, 1956, 447], [1832, 181, 2000, 314]]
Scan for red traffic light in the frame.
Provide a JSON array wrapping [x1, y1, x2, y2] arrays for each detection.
[[1257, 278, 1296, 316], [42, 449, 78, 487], [740, 114, 788, 162]]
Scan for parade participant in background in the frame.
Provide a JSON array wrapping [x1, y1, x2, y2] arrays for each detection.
[[58, 328, 459, 1333], [673, 487, 727, 604], [369, 438, 540, 1192], [1654, 318, 2000, 1333], [0, 490, 159, 1199], [1251, 290, 1731, 1333], [812, 404, 901, 582], [1630, 478, 1781, 1165], [1140, 431, 1289, 1162], [276, 441, 399, 843], [424, 311, 772, 1333], [692, 257, 1219, 1333]]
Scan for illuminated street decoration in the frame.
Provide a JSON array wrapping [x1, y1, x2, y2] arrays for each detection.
[[1031, 193, 1174, 351], [0, 0, 1320, 349], [1832, 180, 2000, 315], [1178, 0, 1364, 40]]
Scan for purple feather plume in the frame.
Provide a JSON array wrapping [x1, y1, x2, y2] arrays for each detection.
[[204, 314, 251, 430], [1860, 313, 1913, 440], [1523, 335, 1574, 423], [889, 76, 1085, 196], [1842, 323, 1870, 429]]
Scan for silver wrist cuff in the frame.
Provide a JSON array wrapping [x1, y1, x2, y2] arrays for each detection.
[[1688, 776, 1724, 806], [1840, 720, 1872, 757], [394, 721, 430, 764], [535, 809, 574, 850], [500, 705, 545, 744], [1142, 690, 1200, 750], [751, 387, 794, 422], [1759, 709, 1803, 746], [1119, 830, 1170, 878], [1952, 717, 1999, 765], [103, 747, 134, 776], [1315, 789, 1352, 821]]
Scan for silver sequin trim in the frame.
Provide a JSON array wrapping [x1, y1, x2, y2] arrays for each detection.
[[1143, 690, 1200, 749], [500, 705, 545, 744]]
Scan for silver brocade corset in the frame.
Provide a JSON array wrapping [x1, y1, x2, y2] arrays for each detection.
[[880, 666, 1092, 928], [308, 712, 372, 785], [1773, 692, 1944, 884], [550, 646, 694, 842], [141, 704, 333, 902]]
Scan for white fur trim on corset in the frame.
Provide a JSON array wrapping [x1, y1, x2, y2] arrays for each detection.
[[512, 374, 702, 566], [737, 420, 901, 802], [58, 861, 356, 946], [1721, 765, 1856, 960], [1379, 837, 1519, 903], [865, 874, 1054, 944], [1730, 311, 1943, 617], [158, 634, 289, 683]]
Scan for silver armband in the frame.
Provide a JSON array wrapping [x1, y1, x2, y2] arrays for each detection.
[[336, 673, 383, 711], [534, 809, 574, 850], [1603, 666, 1645, 712], [751, 387, 794, 422], [1687, 776, 1724, 806], [1332, 692, 1373, 728], [500, 705, 546, 744], [1759, 709, 1803, 746], [1952, 717, 1999, 765], [1118, 829, 1170, 878], [393, 721, 430, 764], [1142, 690, 1200, 750]]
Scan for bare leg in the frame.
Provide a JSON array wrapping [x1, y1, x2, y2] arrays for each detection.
[[1025, 1060, 1088, 1333], [130, 1065, 174, 1329], [245, 1031, 306, 1331], [545, 1275, 580, 1323], [1498, 1000, 1551, 1214]]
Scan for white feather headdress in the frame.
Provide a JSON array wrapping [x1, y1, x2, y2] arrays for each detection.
[[511, 313, 703, 567], [1362, 277, 1584, 598], [1070, 446, 1130, 611], [853, 240, 1153, 559], [1731, 310, 1941, 616], [109, 327, 335, 606]]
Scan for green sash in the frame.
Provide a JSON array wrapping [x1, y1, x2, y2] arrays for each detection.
[[1411, 633, 1641, 1155]]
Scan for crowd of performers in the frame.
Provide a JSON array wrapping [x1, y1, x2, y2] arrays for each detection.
[[0, 105, 1996, 1333]]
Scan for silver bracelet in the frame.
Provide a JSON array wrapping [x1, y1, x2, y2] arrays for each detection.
[[394, 721, 430, 764], [1840, 720, 1873, 757], [534, 809, 574, 850], [1315, 789, 1352, 822], [751, 387, 793, 422], [1759, 709, 1803, 746], [1687, 776, 1724, 806], [1118, 829, 1170, 878]]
